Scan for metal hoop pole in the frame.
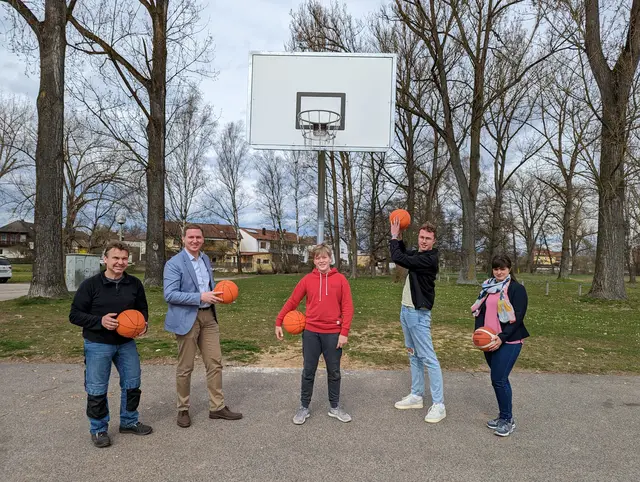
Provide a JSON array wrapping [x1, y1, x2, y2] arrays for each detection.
[[317, 150, 326, 244]]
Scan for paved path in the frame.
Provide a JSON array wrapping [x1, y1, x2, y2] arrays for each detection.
[[0, 364, 638, 481], [0, 283, 29, 301], [0, 277, 250, 302]]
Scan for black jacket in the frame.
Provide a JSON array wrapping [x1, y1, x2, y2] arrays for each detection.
[[69, 272, 149, 345], [474, 279, 530, 343], [389, 239, 438, 310]]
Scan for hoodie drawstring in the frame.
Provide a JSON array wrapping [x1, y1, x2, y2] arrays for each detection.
[[318, 272, 329, 301]]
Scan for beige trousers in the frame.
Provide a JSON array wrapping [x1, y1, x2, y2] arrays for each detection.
[[175, 308, 224, 411]]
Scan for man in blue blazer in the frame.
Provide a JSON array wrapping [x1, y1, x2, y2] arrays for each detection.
[[164, 224, 242, 428]]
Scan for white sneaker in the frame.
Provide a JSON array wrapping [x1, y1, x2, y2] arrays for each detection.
[[424, 403, 446, 423], [394, 394, 424, 410]]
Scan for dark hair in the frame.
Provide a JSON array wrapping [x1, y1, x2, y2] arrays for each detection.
[[104, 241, 130, 257], [182, 223, 203, 236], [491, 254, 517, 282], [419, 221, 437, 237]]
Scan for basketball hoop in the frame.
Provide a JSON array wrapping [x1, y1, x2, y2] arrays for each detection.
[[297, 109, 341, 149]]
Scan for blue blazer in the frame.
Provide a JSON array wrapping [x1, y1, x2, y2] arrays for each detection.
[[164, 249, 216, 335]]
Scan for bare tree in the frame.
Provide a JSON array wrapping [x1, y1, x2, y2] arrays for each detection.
[[582, 0, 640, 299], [533, 51, 597, 279], [0, 93, 35, 181], [328, 151, 341, 271], [482, 25, 542, 272], [1, 0, 78, 297], [288, 0, 366, 272], [509, 172, 554, 273], [166, 85, 216, 229], [285, 150, 313, 268], [393, 0, 557, 284], [256, 150, 291, 272], [549, 0, 640, 297], [205, 121, 251, 274], [69, 0, 213, 286], [288, 0, 365, 52], [62, 114, 129, 252]]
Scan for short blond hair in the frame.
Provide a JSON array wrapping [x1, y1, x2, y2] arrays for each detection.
[[310, 243, 332, 258]]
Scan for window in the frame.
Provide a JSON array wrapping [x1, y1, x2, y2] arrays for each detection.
[[260, 241, 266, 249], [263, 259, 270, 264], [20, 234, 26, 242], [0, 234, 6, 241]]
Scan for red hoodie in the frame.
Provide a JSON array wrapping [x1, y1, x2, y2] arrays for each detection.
[[275, 268, 354, 336]]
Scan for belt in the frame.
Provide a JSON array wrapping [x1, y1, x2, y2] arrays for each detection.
[[198, 306, 211, 311]]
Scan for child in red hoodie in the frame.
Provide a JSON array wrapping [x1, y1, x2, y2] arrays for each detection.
[[275, 243, 354, 425]]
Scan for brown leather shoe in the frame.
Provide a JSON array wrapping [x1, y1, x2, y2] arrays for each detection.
[[177, 410, 191, 428], [209, 406, 243, 420]]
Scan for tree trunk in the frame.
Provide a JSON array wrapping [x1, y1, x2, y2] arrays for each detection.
[[629, 248, 637, 283], [589, 107, 626, 298], [143, 5, 168, 287], [583, 0, 637, 299], [368, 154, 378, 277], [487, 191, 502, 276], [557, 186, 573, 279], [340, 155, 350, 269], [235, 213, 242, 274], [28, 0, 68, 298], [342, 153, 358, 279], [329, 152, 341, 270], [526, 233, 535, 274], [424, 128, 439, 221]]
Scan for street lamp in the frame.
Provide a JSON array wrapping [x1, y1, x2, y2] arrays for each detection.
[[116, 211, 127, 242]]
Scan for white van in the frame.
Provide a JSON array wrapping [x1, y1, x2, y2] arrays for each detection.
[[0, 258, 12, 283]]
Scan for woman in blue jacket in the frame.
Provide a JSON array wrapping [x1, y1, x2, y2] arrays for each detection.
[[471, 254, 529, 437]]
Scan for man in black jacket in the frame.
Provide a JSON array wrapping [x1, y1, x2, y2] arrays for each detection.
[[389, 220, 446, 423], [70, 241, 152, 448]]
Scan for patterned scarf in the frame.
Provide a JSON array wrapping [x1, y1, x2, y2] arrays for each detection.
[[471, 275, 516, 323]]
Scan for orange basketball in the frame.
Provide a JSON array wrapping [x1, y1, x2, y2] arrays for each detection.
[[214, 280, 239, 304], [283, 310, 306, 335], [116, 309, 146, 338], [472, 326, 497, 351], [389, 209, 411, 230]]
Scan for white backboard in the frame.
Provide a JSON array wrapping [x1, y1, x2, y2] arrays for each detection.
[[247, 52, 397, 152]]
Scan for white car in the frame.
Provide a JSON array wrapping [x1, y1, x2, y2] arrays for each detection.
[[0, 258, 12, 283]]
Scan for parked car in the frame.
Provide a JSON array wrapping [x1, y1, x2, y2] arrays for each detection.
[[0, 257, 11, 283]]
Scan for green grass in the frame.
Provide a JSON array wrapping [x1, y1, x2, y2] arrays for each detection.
[[7, 264, 33, 283], [0, 273, 638, 373]]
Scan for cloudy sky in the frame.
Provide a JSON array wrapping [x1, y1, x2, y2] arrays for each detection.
[[0, 0, 384, 228]]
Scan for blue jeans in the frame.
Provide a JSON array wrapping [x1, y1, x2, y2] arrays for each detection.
[[484, 342, 522, 421], [400, 305, 444, 404], [84, 339, 141, 434]]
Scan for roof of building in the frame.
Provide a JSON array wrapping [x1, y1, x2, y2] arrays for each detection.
[[242, 227, 307, 244], [0, 220, 35, 235], [166, 221, 237, 241]]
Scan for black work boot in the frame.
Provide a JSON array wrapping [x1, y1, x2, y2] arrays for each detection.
[[119, 421, 153, 435], [91, 431, 111, 448]]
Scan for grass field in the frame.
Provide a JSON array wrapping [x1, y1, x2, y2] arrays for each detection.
[[0, 272, 638, 373], [6, 264, 33, 283]]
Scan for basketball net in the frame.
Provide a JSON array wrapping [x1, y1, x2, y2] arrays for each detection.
[[298, 109, 340, 149]]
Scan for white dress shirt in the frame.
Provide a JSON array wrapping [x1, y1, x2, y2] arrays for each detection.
[[186, 250, 211, 308]]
